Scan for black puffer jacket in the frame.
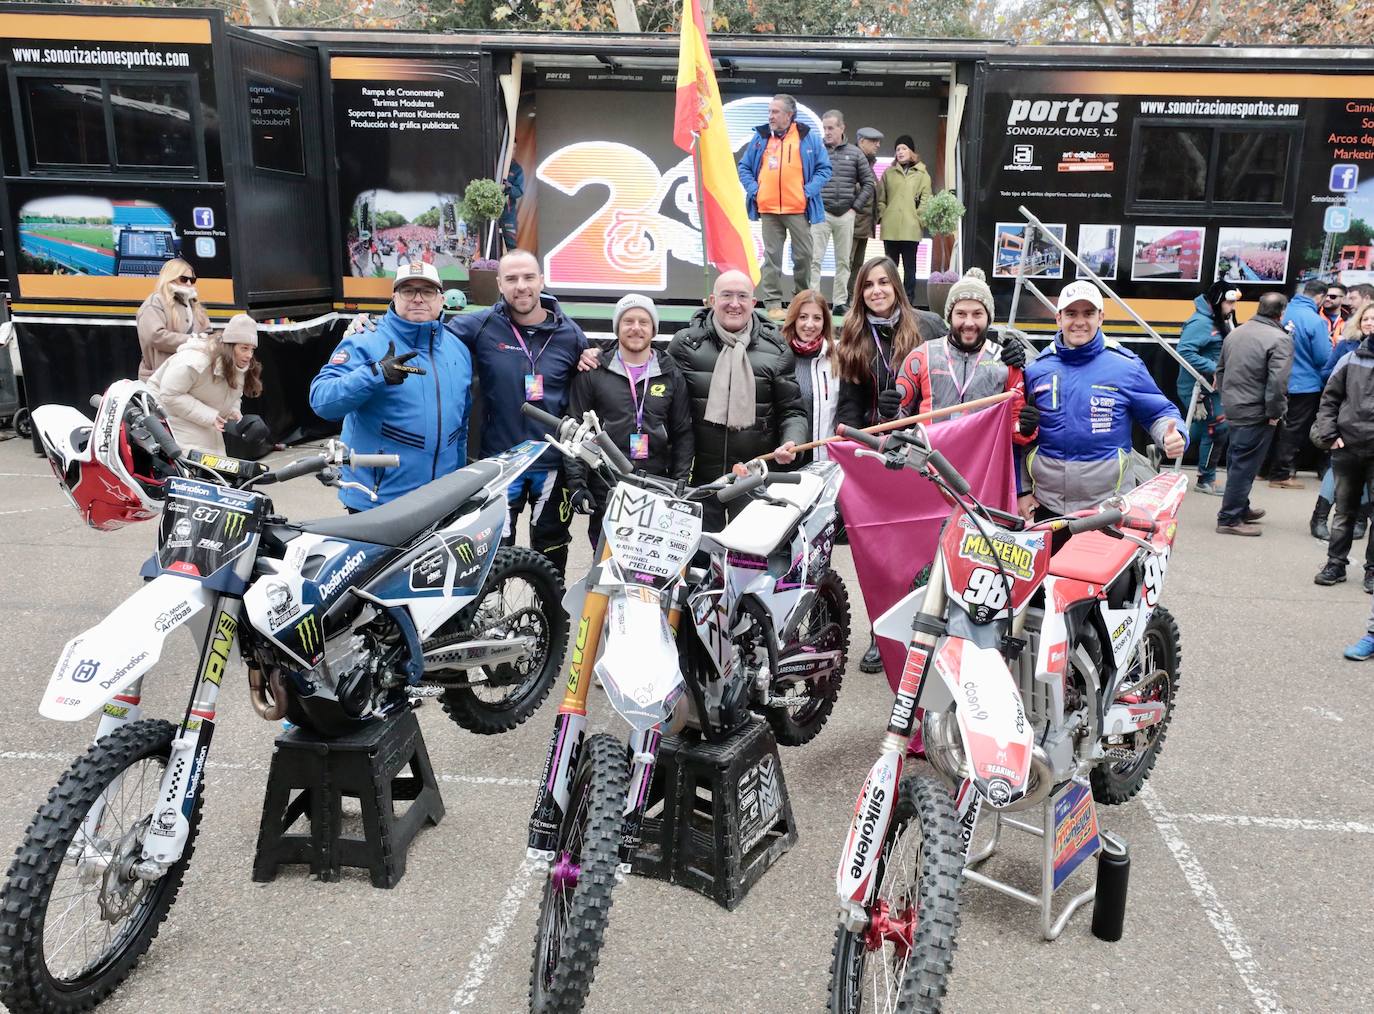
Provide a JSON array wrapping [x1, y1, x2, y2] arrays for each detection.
[[820, 141, 877, 217], [834, 310, 949, 430], [667, 308, 809, 479], [1313, 335, 1374, 455], [565, 347, 694, 498]]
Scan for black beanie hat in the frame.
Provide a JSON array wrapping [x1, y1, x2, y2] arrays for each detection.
[[894, 134, 916, 154]]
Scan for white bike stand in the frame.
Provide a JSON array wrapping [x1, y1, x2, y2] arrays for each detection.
[[963, 777, 1114, 941]]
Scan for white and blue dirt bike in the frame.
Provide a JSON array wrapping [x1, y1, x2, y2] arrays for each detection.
[[0, 393, 568, 1012], [518, 404, 850, 1013]]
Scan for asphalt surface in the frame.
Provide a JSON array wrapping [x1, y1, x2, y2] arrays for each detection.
[[0, 433, 1368, 1014]]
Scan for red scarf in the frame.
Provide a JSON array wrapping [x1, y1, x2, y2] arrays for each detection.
[[789, 330, 825, 357]]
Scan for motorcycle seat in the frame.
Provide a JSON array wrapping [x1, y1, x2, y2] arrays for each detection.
[[1047, 529, 1136, 585], [297, 461, 501, 547], [707, 472, 822, 557]]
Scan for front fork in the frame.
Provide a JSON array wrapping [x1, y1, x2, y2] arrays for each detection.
[[836, 562, 948, 931]]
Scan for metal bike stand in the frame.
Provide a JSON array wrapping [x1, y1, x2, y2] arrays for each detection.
[[963, 777, 1105, 941]]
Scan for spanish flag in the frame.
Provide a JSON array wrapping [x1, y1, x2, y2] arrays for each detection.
[[673, 0, 760, 285]]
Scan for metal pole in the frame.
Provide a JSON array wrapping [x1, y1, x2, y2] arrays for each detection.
[[1006, 221, 1034, 332], [693, 139, 712, 302]]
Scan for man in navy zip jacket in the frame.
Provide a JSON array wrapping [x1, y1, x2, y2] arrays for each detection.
[[311, 261, 472, 513], [445, 249, 592, 574], [1019, 281, 1186, 524]]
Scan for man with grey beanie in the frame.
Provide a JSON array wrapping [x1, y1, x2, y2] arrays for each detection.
[[565, 294, 695, 545]]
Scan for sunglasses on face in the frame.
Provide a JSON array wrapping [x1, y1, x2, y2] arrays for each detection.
[[178, 275, 197, 284]]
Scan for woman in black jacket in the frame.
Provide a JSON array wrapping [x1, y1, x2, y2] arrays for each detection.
[[565, 294, 695, 546]]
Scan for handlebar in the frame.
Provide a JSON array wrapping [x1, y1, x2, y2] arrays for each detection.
[[259, 446, 399, 486], [925, 449, 970, 496], [594, 430, 635, 476], [1119, 513, 1158, 535], [717, 473, 765, 504], [89, 394, 102, 410], [836, 424, 883, 451], [349, 453, 402, 470], [1066, 508, 1123, 535], [141, 412, 182, 459], [264, 453, 328, 484]]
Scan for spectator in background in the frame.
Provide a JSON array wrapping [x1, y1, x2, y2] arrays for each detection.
[[395, 236, 410, 269], [137, 258, 210, 381], [1215, 293, 1292, 537], [565, 294, 694, 544], [311, 261, 471, 513], [1312, 286, 1374, 540], [667, 268, 807, 530], [737, 94, 832, 321], [875, 136, 931, 304], [782, 289, 839, 461], [1270, 277, 1333, 489], [1320, 281, 1347, 340], [1311, 316, 1374, 591], [811, 111, 875, 317], [1177, 281, 1238, 496], [850, 127, 883, 276], [500, 162, 526, 253], [147, 313, 261, 455]]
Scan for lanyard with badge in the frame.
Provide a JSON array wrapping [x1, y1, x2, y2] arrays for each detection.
[[619, 351, 650, 459], [869, 324, 895, 386], [948, 343, 993, 403], [510, 322, 550, 401]]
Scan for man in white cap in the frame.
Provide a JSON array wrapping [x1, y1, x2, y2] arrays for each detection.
[[1020, 280, 1186, 523], [564, 293, 695, 544], [311, 260, 472, 512]]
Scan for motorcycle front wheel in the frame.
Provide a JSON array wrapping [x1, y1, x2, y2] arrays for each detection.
[[438, 546, 568, 735], [828, 776, 962, 1014], [528, 733, 627, 1014], [755, 569, 851, 746], [0, 720, 203, 1013], [1091, 605, 1181, 804]]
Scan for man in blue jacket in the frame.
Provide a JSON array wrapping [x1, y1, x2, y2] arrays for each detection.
[[310, 261, 471, 512], [737, 94, 832, 321], [1019, 281, 1187, 524], [1177, 282, 1238, 496], [1270, 277, 1334, 489], [445, 249, 592, 574]]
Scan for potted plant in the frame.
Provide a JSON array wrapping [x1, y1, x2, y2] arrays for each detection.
[[462, 178, 507, 305], [921, 189, 967, 311]]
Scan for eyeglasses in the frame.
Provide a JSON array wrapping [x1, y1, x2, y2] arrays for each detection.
[[397, 286, 440, 300], [177, 275, 197, 284], [1326, 292, 1344, 300], [717, 291, 754, 304]]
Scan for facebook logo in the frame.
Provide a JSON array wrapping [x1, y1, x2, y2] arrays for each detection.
[[1329, 165, 1359, 193], [192, 207, 214, 229]]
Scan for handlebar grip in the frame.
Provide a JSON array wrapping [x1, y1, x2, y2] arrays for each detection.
[[349, 453, 401, 469], [766, 472, 804, 485], [142, 412, 182, 459], [269, 453, 328, 484], [521, 402, 566, 433], [836, 424, 883, 451], [89, 394, 103, 410], [1067, 508, 1124, 535], [717, 473, 765, 504], [1120, 513, 1158, 535], [925, 450, 970, 496], [595, 430, 635, 476]]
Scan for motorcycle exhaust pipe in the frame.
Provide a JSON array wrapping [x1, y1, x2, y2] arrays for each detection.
[[247, 663, 289, 722], [922, 708, 1054, 811]]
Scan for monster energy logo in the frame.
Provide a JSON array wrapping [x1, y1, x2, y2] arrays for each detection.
[[223, 512, 246, 538], [454, 539, 474, 564], [296, 613, 321, 655]]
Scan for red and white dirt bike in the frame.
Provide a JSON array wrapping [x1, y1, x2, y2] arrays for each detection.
[[827, 423, 1184, 1014]]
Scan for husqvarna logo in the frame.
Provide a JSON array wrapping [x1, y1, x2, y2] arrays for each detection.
[[72, 659, 100, 683]]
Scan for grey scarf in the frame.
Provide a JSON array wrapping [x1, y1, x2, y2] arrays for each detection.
[[705, 315, 756, 429]]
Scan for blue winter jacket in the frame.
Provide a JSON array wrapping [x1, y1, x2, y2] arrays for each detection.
[[310, 310, 472, 512], [445, 294, 588, 466], [1281, 293, 1333, 395], [737, 121, 832, 225], [1023, 330, 1186, 513], [1176, 294, 1224, 411], [1322, 335, 1361, 385]]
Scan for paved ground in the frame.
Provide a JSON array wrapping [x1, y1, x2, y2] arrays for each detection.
[[0, 432, 1368, 1014]]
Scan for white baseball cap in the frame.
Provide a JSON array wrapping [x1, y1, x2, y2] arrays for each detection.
[[393, 261, 442, 291], [1057, 280, 1104, 312]]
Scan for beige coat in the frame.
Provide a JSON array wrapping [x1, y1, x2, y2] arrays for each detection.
[[146, 338, 243, 454], [136, 292, 210, 381]]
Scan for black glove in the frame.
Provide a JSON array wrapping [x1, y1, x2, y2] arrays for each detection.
[[1018, 403, 1041, 436], [568, 487, 596, 516], [877, 388, 903, 420], [372, 341, 426, 385], [999, 337, 1027, 369]]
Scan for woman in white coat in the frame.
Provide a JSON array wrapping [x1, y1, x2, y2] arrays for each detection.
[[147, 313, 262, 454]]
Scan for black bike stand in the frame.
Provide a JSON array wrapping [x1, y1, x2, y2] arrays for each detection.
[[252, 708, 445, 889], [633, 718, 797, 910]]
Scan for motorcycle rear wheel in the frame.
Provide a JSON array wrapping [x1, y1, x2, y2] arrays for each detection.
[[828, 776, 963, 1014], [0, 720, 203, 1013], [528, 733, 627, 1014], [757, 569, 851, 746], [1091, 605, 1181, 805]]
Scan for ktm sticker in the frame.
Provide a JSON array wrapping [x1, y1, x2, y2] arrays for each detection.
[[331, 350, 350, 365]]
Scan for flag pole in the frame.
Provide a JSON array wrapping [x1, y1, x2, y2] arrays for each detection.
[[692, 135, 712, 302]]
